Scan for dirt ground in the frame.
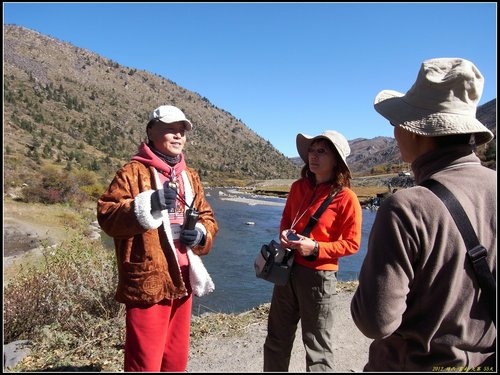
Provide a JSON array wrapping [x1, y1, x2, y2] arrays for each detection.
[[3, 217, 56, 271], [186, 290, 371, 372]]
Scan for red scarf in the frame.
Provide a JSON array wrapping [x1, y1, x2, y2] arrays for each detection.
[[131, 143, 187, 180]]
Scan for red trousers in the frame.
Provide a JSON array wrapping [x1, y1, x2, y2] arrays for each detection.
[[124, 293, 193, 372]]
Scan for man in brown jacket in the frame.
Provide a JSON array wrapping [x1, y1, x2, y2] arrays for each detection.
[[351, 58, 496, 371], [97, 105, 218, 372]]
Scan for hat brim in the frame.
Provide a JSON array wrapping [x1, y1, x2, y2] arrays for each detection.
[[374, 90, 493, 146], [296, 133, 350, 172], [182, 120, 193, 131], [157, 118, 193, 131]]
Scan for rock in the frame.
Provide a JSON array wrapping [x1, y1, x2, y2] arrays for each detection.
[[3, 340, 32, 369]]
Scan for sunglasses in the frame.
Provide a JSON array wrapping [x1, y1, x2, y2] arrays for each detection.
[[308, 147, 329, 155]]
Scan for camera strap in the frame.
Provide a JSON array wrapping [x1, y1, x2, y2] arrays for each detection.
[[421, 179, 495, 325], [301, 187, 343, 237]]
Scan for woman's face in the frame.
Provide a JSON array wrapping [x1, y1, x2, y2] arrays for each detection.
[[308, 139, 337, 180], [147, 121, 186, 156]]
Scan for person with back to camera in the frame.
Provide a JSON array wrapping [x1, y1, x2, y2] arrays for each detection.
[[263, 130, 362, 371], [350, 58, 496, 371], [97, 105, 218, 372]]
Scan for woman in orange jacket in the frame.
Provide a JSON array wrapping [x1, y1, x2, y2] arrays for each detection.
[[263, 130, 362, 372]]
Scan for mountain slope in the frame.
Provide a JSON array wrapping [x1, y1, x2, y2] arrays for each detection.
[[3, 24, 301, 188]]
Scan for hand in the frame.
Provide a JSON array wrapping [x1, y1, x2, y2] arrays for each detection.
[[162, 182, 177, 209], [180, 227, 205, 247], [281, 229, 301, 249], [151, 182, 177, 212]]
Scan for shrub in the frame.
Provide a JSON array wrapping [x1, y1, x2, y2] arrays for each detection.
[[3, 234, 125, 371]]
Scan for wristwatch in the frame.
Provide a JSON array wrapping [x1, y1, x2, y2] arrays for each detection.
[[312, 241, 319, 257]]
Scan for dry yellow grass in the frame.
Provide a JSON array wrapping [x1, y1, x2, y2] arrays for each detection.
[[3, 198, 94, 282], [3, 199, 90, 235], [248, 178, 390, 201], [351, 185, 389, 200]]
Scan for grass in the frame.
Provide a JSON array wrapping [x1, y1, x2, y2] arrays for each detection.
[[3, 198, 94, 239], [352, 185, 389, 201], [3, 198, 95, 283], [248, 181, 390, 201], [4, 233, 124, 372]]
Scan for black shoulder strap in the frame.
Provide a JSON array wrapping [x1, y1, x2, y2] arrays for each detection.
[[421, 179, 496, 325], [301, 187, 342, 237]]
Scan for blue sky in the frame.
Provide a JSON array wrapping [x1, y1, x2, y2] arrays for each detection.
[[4, 2, 497, 157]]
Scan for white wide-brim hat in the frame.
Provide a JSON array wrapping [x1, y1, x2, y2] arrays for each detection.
[[296, 130, 351, 172], [149, 105, 193, 131], [374, 57, 493, 146]]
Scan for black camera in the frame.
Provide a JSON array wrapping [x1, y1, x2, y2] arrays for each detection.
[[286, 230, 300, 241], [183, 207, 199, 230]]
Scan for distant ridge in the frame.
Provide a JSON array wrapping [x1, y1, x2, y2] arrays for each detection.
[[291, 100, 496, 174], [346, 98, 496, 174]]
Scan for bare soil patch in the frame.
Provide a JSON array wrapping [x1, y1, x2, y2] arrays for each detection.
[[3, 199, 90, 277], [187, 285, 371, 372]]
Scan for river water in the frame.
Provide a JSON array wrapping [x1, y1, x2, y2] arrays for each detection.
[[101, 187, 378, 315]]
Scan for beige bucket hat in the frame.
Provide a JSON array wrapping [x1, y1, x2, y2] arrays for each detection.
[[296, 130, 351, 172], [374, 57, 493, 146]]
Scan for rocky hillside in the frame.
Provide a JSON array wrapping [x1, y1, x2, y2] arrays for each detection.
[[347, 136, 400, 174], [3, 24, 301, 189]]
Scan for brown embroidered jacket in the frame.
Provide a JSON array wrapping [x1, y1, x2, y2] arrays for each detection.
[[97, 161, 218, 304]]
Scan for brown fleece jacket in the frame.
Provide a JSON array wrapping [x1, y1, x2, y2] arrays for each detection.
[[97, 161, 218, 305]]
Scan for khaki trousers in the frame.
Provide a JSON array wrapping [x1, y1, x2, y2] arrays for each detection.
[[263, 263, 338, 372]]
